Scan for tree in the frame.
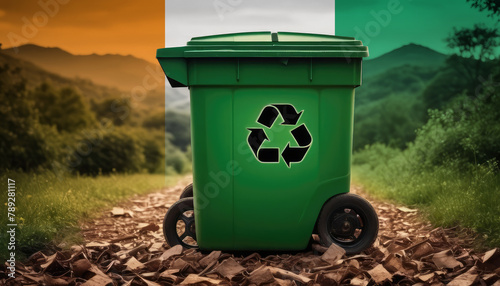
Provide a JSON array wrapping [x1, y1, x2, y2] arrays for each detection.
[[443, 0, 500, 97], [0, 65, 58, 171], [467, 0, 500, 19], [91, 98, 131, 126], [445, 24, 499, 97], [143, 110, 191, 151], [413, 82, 500, 168], [32, 83, 96, 132], [447, 24, 499, 62], [73, 129, 145, 175]]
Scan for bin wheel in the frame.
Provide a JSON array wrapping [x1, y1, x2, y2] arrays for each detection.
[[179, 183, 193, 199], [163, 198, 198, 249], [317, 193, 378, 255]]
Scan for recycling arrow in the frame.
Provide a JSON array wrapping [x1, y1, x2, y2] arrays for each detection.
[[247, 128, 279, 162], [282, 143, 309, 167], [257, 106, 279, 128], [257, 104, 302, 127], [247, 104, 312, 167], [247, 128, 268, 155], [282, 124, 312, 167], [272, 104, 302, 125]]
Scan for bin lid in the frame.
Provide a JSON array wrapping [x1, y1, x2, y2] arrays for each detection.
[[157, 31, 368, 58]]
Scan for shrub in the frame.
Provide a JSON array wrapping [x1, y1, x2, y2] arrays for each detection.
[[143, 110, 191, 151], [73, 128, 145, 175], [32, 83, 96, 132], [352, 80, 500, 247], [0, 65, 60, 171], [412, 87, 500, 169], [91, 98, 131, 126], [354, 94, 424, 150], [165, 147, 190, 174], [142, 139, 164, 173]]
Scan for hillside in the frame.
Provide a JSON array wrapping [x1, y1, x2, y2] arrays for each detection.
[[357, 64, 439, 106], [1, 43, 447, 115], [363, 43, 447, 78], [0, 51, 121, 101], [2, 44, 190, 111], [2, 49, 194, 113], [3, 44, 163, 91], [353, 45, 449, 150]]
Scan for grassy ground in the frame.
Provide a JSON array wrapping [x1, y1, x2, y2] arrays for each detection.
[[0, 171, 180, 261], [352, 155, 500, 249]]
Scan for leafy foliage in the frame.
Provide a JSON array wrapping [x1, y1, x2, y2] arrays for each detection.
[[446, 24, 500, 61], [467, 0, 500, 19], [143, 110, 191, 151], [142, 137, 164, 173], [353, 65, 434, 150], [355, 22, 499, 149], [91, 98, 131, 126], [0, 61, 191, 175], [354, 95, 424, 150], [353, 74, 500, 247], [354, 0, 500, 245], [33, 83, 97, 132], [0, 64, 60, 171], [415, 83, 500, 168], [72, 128, 145, 175], [353, 150, 500, 247]]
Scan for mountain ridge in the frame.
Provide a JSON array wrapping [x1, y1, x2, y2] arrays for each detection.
[[0, 48, 189, 112], [3, 42, 447, 86], [0, 50, 121, 101], [364, 43, 447, 78], [4, 43, 153, 63], [3, 44, 162, 91], [1, 42, 448, 113]]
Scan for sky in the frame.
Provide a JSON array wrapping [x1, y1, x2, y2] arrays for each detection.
[[0, 0, 497, 61], [167, 0, 497, 58], [165, 0, 335, 47], [0, 0, 164, 63], [336, 0, 498, 58]]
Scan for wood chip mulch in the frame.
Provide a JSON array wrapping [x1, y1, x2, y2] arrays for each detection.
[[2, 177, 500, 285]]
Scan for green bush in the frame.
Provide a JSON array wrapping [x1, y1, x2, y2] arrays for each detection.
[[142, 139, 164, 173], [133, 128, 166, 174], [32, 83, 96, 132], [143, 110, 191, 151], [166, 147, 191, 174], [91, 98, 131, 126], [0, 63, 192, 175], [73, 128, 145, 175], [0, 65, 60, 171], [412, 89, 500, 168], [353, 150, 500, 247], [354, 95, 425, 150], [67, 126, 190, 176], [353, 81, 500, 247]]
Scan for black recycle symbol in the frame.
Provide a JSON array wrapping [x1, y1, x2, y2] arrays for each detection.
[[247, 104, 312, 167]]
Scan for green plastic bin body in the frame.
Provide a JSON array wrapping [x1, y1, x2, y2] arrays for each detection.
[[157, 32, 368, 251]]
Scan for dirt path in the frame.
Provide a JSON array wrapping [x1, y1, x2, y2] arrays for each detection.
[[6, 177, 500, 285]]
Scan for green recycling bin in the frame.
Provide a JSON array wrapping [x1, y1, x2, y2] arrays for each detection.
[[157, 32, 378, 254]]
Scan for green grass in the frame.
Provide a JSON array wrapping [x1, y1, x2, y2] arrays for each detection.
[[0, 171, 180, 261], [352, 145, 500, 249]]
